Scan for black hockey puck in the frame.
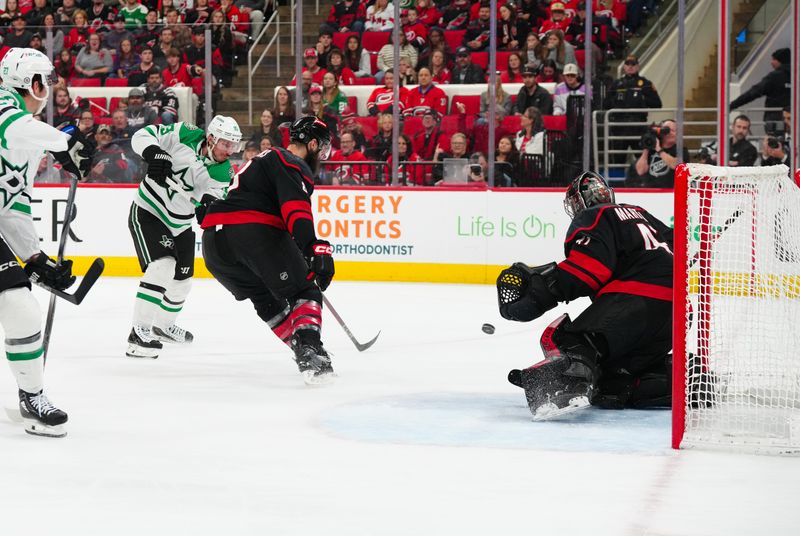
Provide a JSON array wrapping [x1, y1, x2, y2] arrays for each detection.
[[482, 323, 495, 335]]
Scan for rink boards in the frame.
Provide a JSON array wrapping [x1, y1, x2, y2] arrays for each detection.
[[32, 185, 674, 284]]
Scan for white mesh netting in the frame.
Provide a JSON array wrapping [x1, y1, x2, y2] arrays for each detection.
[[680, 164, 800, 455]]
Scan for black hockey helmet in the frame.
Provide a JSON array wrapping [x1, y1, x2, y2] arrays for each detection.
[[289, 115, 332, 159], [564, 171, 615, 218]]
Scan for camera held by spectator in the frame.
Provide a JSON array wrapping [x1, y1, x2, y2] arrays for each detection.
[[640, 123, 670, 151]]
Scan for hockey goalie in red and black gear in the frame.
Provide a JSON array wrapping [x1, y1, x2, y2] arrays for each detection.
[[200, 116, 336, 385], [498, 172, 674, 421]]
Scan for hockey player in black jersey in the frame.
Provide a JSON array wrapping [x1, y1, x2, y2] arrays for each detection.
[[498, 171, 674, 420], [200, 116, 336, 385]]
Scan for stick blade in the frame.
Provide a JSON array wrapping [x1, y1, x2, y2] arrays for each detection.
[[35, 257, 105, 305], [355, 330, 381, 352]]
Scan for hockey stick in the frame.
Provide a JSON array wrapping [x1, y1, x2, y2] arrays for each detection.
[[322, 294, 380, 352], [33, 257, 104, 305], [687, 208, 743, 269]]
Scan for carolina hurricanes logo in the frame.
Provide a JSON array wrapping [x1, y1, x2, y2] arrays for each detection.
[[375, 93, 394, 105]]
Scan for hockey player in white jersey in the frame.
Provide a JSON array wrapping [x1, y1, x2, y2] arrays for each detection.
[[0, 48, 95, 437], [127, 115, 241, 358]]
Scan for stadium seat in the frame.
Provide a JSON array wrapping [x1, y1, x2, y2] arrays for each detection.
[[353, 76, 377, 85], [85, 97, 109, 116], [495, 51, 512, 70], [402, 116, 423, 138], [443, 30, 466, 52], [369, 53, 378, 74], [361, 31, 390, 52], [333, 31, 357, 51], [69, 77, 102, 87], [440, 114, 475, 143], [450, 95, 480, 115], [109, 97, 124, 113], [543, 115, 567, 131], [574, 48, 586, 72], [105, 77, 129, 87], [346, 96, 357, 113], [501, 115, 521, 133], [471, 52, 489, 70], [354, 116, 378, 139]]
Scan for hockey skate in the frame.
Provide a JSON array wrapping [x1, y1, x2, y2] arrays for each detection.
[[18, 389, 68, 438], [126, 326, 163, 358], [153, 325, 194, 344], [510, 358, 593, 421], [292, 340, 335, 386]]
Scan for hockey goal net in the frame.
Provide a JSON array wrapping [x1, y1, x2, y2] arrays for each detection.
[[672, 164, 800, 455]]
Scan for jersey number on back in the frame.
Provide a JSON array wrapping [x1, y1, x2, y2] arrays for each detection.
[[637, 223, 672, 254]]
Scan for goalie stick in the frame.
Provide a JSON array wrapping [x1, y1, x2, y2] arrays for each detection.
[[322, 294, 380, 352]]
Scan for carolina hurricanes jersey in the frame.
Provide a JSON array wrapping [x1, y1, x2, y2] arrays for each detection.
[[200, 147, 317, 252], [132, 122, 233, 236], [0, 85, 69, 261], [403, 85, 448, 117], [367, 86, 408, 114], [555, 203, 674, 302]]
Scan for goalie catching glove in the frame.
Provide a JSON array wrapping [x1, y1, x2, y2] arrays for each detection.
[[142, 145, 173, 186], [497, 262, 563, 322], [25, 252, 76, 291], [305, 240, 335, 291], [52, 124, 96, 179]]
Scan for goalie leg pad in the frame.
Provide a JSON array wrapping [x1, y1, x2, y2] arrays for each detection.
[[497, 262, 562, 322], [592, 355, 672, 409], [0, 288, 44, 394]]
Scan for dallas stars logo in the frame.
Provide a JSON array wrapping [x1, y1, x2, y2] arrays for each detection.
[[159, 235, 175, 249], [165, 167, 193, 201], [0, 156, 29, 209]]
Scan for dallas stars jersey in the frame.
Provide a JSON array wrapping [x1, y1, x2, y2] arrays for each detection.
[[131, 122, 233, 237], [0, 85, 69, 261]]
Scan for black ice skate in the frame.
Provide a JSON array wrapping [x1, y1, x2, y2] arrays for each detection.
[[126, 326, 163, 358], [18, 389, 68, 438], [153, 325, 194, 344], [292, 339, 335, 385], [510, 358, 592, 421]]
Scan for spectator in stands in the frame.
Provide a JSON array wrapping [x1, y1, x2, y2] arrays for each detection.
[[515, 105, 544, 155], [127, 46, 156, 86], [259, 135, 275, 151], [404, 67, 447, 117], [441, 0, 470, 31], [605, 53, 662, 164], [388, 134, 425, 186], [184, 26, 224, 83], [339, 113, 368, 152], [153, 27, 176, 69], [249, 109, 281, 145], [429, 49, 451, 84], [29, 32, 46, 55], [501, 52, 525, 83], [88, 124, 135, 183], [0, 0, 22, 26], [42, 13, 65, 56], [553, 62, 584, 115], [451, 46, 485, 84], [432, 132, 469, 183], [185, 0, 212, 25], [630, 118, 689, 188], [105, 15, 135, 52], [367, 69, 407, 115], [24, 0, 50, 28], [64, 10, 91, 51], [218, 0, 250, 46], [241, 141, 259, 163], [543, 29, 575, 71], [397, 57, 417, 85], [233, 0, 266, 38], [495, 134, 521, 186], [77, 109, 97, 140], [498, 3, 529, 51], [516, 65, 554, 115], [418, 27, 447, 69], [376, 31, 418, 83], [75, 33, 113, 81], [163, 8, 191, 49], [5, 15, 33, 48], [699, 115, 758, 167], [305, 85, 339, 136], [413, 109, 443, 160], [291, 71, 314, 111], [299, 47, 327, 85], [125, 87, 158, 131], [113, 39, 140, 80], [479, 78, 514, 123], [144, 68, 179, 124], [344, 34, 372, 78], [321, 72, 349, 115], [465, 152, 489, 184], [273, 86, 295, 125], [329, 131, 370, 185], [86, 0, 114, 35], [730, 48, 791, 134], [316, 29, 334, 69], [403, 8, 428, 51], [463, 2, 491, 52], [162, 47, 193, 88], [368, 112, 394, 160], [120, 0, 149, 30], [365, 0, 394, 32], [134, 10, 160, 50], [538, 1, 570, 35], [210, 9, 236, 77], [759, 109, 790, 166], [52, 87, 85, 127], [415, 0, 441, 27], [536, 59, 559, 84], [327, 48, 357, 86], [111, 108, 136, 143], [54, 49, 76, 85], [322, 0, 366, 35]]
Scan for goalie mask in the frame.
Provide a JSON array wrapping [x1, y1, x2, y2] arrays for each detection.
[[0, 48, 58, 115], [206, 115, 243, 162], [564, 171, 615, 218]]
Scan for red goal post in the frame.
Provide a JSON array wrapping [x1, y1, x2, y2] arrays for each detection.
[[672, 163, 800, 455]]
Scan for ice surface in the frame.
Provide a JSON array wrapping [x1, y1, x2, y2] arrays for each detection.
[[1, 278, 798, 535]]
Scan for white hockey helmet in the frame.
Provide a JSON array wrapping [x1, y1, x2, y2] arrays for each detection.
[[0, 48, 57, 114], [207, 115, 242, 144]]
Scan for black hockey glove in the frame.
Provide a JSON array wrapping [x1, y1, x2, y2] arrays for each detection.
[[194, 194, 217, 225], [305, 240, 335, 291], [24, 252, 76, 291], [142, 145, 173, 186], [52, 124, 96, 179], [497, 262, 561, 322]]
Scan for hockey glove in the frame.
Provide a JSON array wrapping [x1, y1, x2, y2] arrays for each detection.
[[194, 194, 217, 225], [52, 124, 96, 179], [142, 145, 173, 186], [24, 252, 76, 291], [305, 240, 335, 291], [497, 262, 561, 322]]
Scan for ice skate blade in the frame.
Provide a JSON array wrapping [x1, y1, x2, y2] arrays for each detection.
[[302, 370, 337, 386], [126, 343, 159, 359], [22, 420, 66, 438], [532, 396, 590, 421]]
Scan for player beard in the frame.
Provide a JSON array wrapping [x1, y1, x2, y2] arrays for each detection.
[[305, 148, 321, 174]]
